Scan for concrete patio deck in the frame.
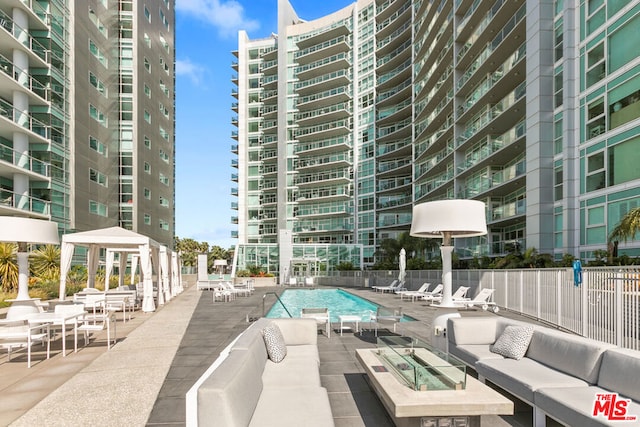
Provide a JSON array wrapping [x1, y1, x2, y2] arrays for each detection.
[[1, 284, 540, 426]]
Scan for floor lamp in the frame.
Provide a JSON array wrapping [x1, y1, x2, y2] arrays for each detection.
[[410, 200, 487, 349], [0, 217, 59, 319]]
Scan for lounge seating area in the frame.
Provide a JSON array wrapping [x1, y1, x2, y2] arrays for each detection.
[[187, 317, 333, 427], [447, 316, 640, 426]]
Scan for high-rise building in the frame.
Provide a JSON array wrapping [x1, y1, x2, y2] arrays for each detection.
[[0, 0, 175, 247], [231, 0, 640, 274]]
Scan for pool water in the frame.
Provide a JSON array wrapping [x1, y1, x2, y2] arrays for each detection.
[[266, 288, 414, 323]]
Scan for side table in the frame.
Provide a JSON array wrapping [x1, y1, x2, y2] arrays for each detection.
[[339, 315, 361, 336]]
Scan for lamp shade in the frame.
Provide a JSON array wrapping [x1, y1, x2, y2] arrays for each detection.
[[0, 217, 59, 244], [410, 200, 487, 239]]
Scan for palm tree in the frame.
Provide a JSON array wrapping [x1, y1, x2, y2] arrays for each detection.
[[609, 206, 640, 243], [30, 244, 61, 281], [0, 242, 18, 292]]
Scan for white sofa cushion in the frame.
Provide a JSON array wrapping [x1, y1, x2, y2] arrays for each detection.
[[535, 385, 640, 427], [262, 357, 322, 387], [598, 348, 640, 402], [250, 387, 334, 427], [527, 329, 615, 384], [476, 357, 589, 403], [491, 325, 534, 360], [451, 344, 505, 366], [198, 349, 264, 427]]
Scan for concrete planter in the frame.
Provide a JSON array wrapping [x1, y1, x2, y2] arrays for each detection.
[[234, 277, 277, 287]]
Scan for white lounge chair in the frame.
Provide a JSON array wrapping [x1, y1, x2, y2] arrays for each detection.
[[396, 283, 430, 299], [454, 288, 499, 312], [404, 284, 443, 302], [372, 280, 405, 293], [424, 285, 468, 303], [301, 308, 331, 338]]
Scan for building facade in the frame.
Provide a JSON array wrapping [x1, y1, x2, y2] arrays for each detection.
[[0, 0, 175, 247], [231, 0, 640, 274]]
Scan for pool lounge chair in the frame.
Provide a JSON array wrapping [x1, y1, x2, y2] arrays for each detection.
[[454, 288, 499, 312], [372, 280, 405, 293], [396, 282, 430, 298], [424, 285, 469, 303], [301, 308, 331, 338], [401, 283, 443, 302]]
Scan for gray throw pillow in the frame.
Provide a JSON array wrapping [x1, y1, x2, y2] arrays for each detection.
[[262, 323, 287, 363], [491, 325, 534, 360]]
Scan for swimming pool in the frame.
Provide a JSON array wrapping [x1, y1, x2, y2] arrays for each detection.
[[265, 288, 414, 323]]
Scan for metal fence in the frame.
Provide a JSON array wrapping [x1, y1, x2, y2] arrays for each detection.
[[322, 267, 640, 351]]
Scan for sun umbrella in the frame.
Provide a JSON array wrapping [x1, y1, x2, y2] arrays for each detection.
[[398, 248, 406, 283]]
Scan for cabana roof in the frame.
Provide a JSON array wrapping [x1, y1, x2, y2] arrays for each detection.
[[61, 226, 161, 248]]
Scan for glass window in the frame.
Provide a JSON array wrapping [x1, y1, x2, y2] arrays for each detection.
[[144, 214, 151, 225], [554, 166, 563, 201], [588, 206, 605, 225], [89, 136, 106, 156], [609, 136, 640, 186], [89, 200, 108, 217], [144, 162, 151, 174], [554, 19, 563, 62], [609, 13, 640, 73], [554, 117, 563, 154], [586, 151, 606, 191], [586, 42, 605, 87], [608, 77, 640, 129], [586, 98, 605, 139], [144, 188, 151, 199], [89, 72, 106, 95], [89, 168, 107, 186]]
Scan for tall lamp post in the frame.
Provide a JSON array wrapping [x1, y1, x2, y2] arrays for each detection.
[[0, 217, 59, 319], [410, 200, 487, 349]]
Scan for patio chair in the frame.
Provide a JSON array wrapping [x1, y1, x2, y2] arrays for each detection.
[[454, 288, 499, 312], [369, 307, 402, 337], [222, 281, 250, 298], [0, 319, 50, 368], [212, 284, 232, 302], [301, 308, 331, 338], [77, 309, 117, 350]]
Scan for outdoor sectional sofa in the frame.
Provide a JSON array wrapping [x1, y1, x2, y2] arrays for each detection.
[[447, 316, 640, 426], [187, 317, 334, 427]]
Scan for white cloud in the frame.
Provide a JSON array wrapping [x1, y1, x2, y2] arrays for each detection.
[[176, 0, 260, 38], [176, 58, 205, 85]]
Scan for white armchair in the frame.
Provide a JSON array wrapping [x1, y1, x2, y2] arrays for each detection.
[[0, 319, 50, 368]]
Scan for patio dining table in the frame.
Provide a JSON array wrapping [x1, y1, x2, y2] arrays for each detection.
[[26, 311, 85, 357]]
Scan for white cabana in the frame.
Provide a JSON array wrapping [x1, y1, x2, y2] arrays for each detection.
[[59, 227, 163, 312]]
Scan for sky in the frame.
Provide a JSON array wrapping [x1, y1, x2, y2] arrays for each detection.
[[174, 0, 354, 250]]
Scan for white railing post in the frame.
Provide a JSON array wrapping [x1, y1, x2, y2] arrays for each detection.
[[519, 269, 524, 314], [555, 270, 560, 327], [615, 271, 623, 346], [582, 270, 589, 337]]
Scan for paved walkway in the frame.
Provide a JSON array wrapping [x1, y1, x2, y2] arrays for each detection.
[[2, 284, 537, 426], [2, 285, 200, 426]]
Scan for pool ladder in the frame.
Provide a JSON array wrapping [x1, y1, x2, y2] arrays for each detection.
[[263, 292, 294, 318]]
